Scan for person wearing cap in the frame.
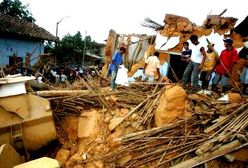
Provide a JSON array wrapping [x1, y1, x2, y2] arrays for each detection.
[[211, 37, 239, 94], [108, 47, 126, 90], [198, 43, 218, 95], [182, 35, 207, 91]]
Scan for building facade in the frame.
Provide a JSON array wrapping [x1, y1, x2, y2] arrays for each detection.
[[0, 14, 56, 66]]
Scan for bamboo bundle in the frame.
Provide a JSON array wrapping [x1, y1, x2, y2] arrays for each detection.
[[102, 100, 248, 167]]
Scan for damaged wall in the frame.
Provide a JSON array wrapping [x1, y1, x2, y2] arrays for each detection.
[[102, 29, 157, 77]]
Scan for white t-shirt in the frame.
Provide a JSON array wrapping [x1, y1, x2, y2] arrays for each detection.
[[145, 56, 160, 76], [191, 42, 204, 64]]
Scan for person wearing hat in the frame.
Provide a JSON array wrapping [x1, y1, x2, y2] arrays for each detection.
[[211, 37, 239, 94], [108, 46, 126, 90], [198, 43, 218, 95]]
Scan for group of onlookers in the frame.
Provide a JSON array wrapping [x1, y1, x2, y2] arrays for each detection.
[[180, 34, 248, 95], [14, 63, 100, 85], [102, 34, 248, 96]]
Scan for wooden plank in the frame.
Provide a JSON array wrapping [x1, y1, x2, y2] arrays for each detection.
[[170, 140, 248, 168], [0, 76, 35, 84]]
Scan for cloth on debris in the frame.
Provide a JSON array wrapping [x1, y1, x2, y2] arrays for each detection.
[[115, 65, 129, 86], [217, 94, 229, 101]]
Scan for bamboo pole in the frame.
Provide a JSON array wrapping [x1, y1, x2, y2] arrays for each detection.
[[170, 140, 248, 168], [110, 90, 162, 131], [37, 90, 91, 97], [36, 87, 113, 97]]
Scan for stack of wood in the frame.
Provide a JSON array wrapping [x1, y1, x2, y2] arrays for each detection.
[[102, 96, 248, 167]]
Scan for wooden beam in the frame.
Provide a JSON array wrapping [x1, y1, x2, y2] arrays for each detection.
[[170, 140, 248, 168]]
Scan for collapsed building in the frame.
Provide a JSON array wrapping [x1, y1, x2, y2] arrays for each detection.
[[103, 10, 247, 85], [0, 10, 248, 168]]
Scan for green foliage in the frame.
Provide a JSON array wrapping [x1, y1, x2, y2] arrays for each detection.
[[0, 0, 35, 22], [56, 31, 83, 63], [54, 31, 105, 64]]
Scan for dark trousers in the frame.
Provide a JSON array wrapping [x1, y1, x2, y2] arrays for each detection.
[[200, 71, 212, 90], [182, 61, 200, 88]]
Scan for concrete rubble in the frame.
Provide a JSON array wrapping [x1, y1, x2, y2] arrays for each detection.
[[1, 11, 248, 168], [32, 78, 248, 167]]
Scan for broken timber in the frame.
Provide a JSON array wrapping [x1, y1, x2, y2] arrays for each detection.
[[170, 140, 248, 168]]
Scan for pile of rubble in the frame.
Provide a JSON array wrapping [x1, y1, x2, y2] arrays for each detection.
[[1, 10, 247, 168], [35, 77, 248, 168]]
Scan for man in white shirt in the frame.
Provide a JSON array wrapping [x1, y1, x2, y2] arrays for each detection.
[[182, 35, 207, 91], [143, 51, 161, 83]]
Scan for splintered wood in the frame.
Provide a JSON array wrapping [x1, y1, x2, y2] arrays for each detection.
[[37, 79, 248, 167], [103, 98, 248, 167]]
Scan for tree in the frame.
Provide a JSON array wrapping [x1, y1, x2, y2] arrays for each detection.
[[56, 31, 84, 64], [0, 0, 35, 22], [53, 31, 105, 64]]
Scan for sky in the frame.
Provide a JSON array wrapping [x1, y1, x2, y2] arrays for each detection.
[[20, 0, 247, 44]]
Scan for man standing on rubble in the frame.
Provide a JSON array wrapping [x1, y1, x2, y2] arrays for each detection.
[[198, 43, 218, 95], [178, 42, 192, 81], [108, 47, 126, 90], [182, 35, 207, 91], [211, 37, 239, 94], [143, 51, 161, 83]]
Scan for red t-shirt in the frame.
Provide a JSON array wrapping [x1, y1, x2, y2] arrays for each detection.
[[215, 48, 238, 75]]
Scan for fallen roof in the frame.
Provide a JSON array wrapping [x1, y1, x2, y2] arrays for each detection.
[[0, 14, 57, 41]]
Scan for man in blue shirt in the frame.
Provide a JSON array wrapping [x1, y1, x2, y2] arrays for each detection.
[[109, 47, 126, 90]]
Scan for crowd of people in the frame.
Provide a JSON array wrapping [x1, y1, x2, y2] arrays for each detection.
[[108, 34, 248, 96], [14, 63, 102, 86], [10, 34, 247, 96], [180, 34, 248, 95]]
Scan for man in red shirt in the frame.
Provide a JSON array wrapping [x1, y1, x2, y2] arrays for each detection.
[[211, 37, 239, 94]]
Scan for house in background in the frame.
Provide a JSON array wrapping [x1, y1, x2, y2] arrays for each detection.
[[0, 14, 56, 67]]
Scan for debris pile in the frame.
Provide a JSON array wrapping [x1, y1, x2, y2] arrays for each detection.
[[36, 77, 248, 168], [203, 9, 238, 34], [161, 14, 197, 36], [1, 9, 248, 168], [104, 95, 248, 167]]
